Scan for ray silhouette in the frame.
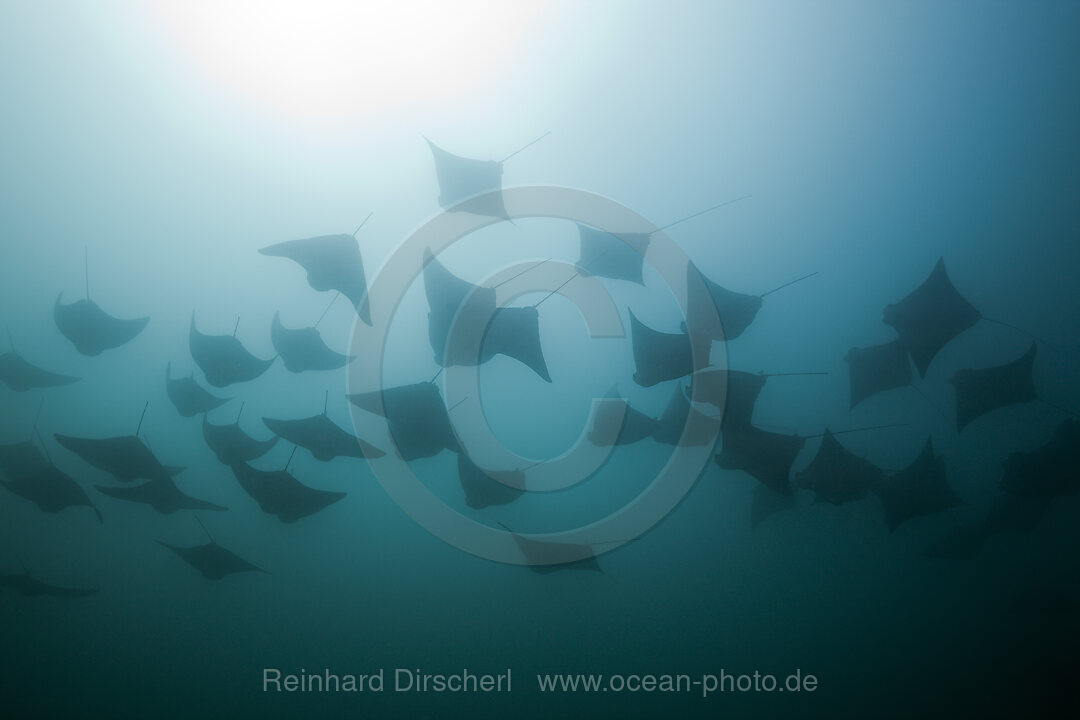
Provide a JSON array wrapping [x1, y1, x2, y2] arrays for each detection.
[[845, 338, 913, 409], [165, 362, 228, 417], [951, 341, 1039, 432], [54, 404, 178, 484], [872, 438, 959, 531], [684, 263, 817, 343], [652, 383, 722, 447], [715, 427, 806, 495], [96, 477, 227, 515], [263, 394, 384, 462], [202, 403, 278, 466], [0, 563, 98, 598], [629, 310, 700, 387], [189, 314, 275, 388], [0, 332, 79, 391], [157, 517, 264, 580], [795, 429, 886, 505], [587, 387, 659, 447], [348, 382, 460, 460], [231, 452, 346, 523], [259, 216, 372, 324], [426, 135, 548, 221], [497, 522, 604, 575], [457, 453, 525, 509], [0, 429, 103, 523], [270, 311, 354, 373]]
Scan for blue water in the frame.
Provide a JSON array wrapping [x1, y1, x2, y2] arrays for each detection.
[[2, 2, 1079, 718]]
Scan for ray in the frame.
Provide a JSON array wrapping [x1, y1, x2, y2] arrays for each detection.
[[483, 306, 551, 382], [0, 333, 79, 391], [270, 311, 354, 373], [156, 520, 264, 580], [715, 427, 806, 495], [165, 362, 229, 417], [457, 453, 525, 509], [53, 405, 177, 484], [871, 438, 959, 531], [189, 314, 275, 388], [348, 382, 460, 460], [882, 257, 982, 377], [795, 429, 886, 505], [0, 429, 103, 523], [629, 309, 699, 387], [497, 522, 604, 575], [259, 233, 371, 324], [262, 400, 385, 462], [423, 248, 498, 367], [652, 383, 722, 447], [685, 369, 827, 433], [54, 293, 148, 357], [96, 477, 227, 515], [0, 569, 98, 598], [202, 405, 278, 466], [426, 138, 521, 221], [230, 460, 346, 523], [951, 341, 1039, 432], [587, 387, 660, 447]]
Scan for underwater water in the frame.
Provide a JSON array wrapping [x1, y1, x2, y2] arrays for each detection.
[[2, 2, 1079, 718]]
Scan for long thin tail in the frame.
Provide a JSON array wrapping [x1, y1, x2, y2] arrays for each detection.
[[806, 423, 908, 439], [352, 212, 373, 237], [135, 402, 149, 438], [760, 271, 818, 299], [236, 402, 245, 424], [232, 317, 240, 337], [30, 397, 45, 440], [493, 258, 552, 289], [314, 292, 341, 328], [984, 317, 1060, 353], [654, 194, 752, 233], [1036, 396, 1080, 419], [194, 514, 213, 543], [285, 445, 299, 472], [501, 131, 550, 164]]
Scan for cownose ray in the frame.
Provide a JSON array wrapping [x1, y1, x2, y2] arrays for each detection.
[[189, 314, 275, 388], [95, 476, 227, 515], [230, 446, 346, 523], [270, 308, 354, 373], [845, 338, 913, 409], [628, 309, 702, 387], [882, 257, 1050, 378], [426, 134, 549, 221], [684, 262, 818, 343], [652, 382, 722, 447], [156, 516, 264, 580], [751, 483, 798, 530], [457, 452, 526, 509], [54, 403, 181, 483], [202, 403, 278, 466], [587, 386, 659, 447], [423, 247, 496, 366], [258, 213, 373, 324], [496, 522, 605, 575], [0, 560, 98, 598], [348, 381, 461, 461], [165, 361, 228, 417], [1, 427, 103, 523], [0, 331, 79, 391], [53, 248, 148, 356], [686, 369, 828, 433], [422, 250, 551, 380], [951, 341, 1045, 433], [872, 438, 960, 531], [794, 429, 887, 506], [574, 196, 751, 286], [999, 418, 1080, 498], [263, 392, 385, 462], [717, 423, 902, 496]]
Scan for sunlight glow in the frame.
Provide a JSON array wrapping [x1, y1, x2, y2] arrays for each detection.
[[149, 0, 547, 123]]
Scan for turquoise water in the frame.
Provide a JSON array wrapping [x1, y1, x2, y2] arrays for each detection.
[[2, 2, 1079, 718]]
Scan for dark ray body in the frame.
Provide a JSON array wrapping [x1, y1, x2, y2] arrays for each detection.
[[189, 315, 274, 388], [259, 235, 371, 323], [230, 462, 346, 523], [54, 293, 148, 356], [270, 312, 353, 372], [262, 413, 384, 462], [348, 382, 460, 460], [165, 362, 228, 417]]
